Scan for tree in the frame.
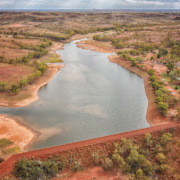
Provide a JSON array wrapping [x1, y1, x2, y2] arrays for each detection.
[[0, 81, 9, 92], [155, 97, 163, 104], [9, 84, 20, 94], [134, 56, 143, 64], [149, 76, 156, 82], [19, 79, 28, 88], [159, 47, 168, 56], [169, 71, 177, 82], [147, 69, 155, 76], [166, 62, 175, 72], [130, 59, 137, 66], [157, 102, 168, 116], [155, 90, 163, 97]]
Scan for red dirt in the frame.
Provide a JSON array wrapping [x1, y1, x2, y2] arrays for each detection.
[[0, 122, 178, 178], [61, 167, 126, 180], [0, 48, 31, 60], [0, 63, 36, 83]]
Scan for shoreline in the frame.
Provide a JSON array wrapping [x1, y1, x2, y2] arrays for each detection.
[[0, 114, 35, 153], [0, 64, 65, 154], [76, 40, 173, 126], [0, 42, 65, 153], [0, 64, 65, 107]]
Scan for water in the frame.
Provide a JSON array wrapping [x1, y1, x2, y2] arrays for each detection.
[[0, 39, 149, 150]]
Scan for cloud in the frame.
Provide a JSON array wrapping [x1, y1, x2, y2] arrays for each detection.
[[0, 0, 180, 9]]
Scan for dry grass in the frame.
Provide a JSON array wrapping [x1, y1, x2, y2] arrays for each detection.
[[0, 63, 36, 83]]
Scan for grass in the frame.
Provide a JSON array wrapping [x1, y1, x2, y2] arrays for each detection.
[[2, 146, 21, 155], [41, 53, 63, 63], [0, 138, 13, 148]]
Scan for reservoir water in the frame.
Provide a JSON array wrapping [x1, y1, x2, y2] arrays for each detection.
[[0, 39, 150, 150]]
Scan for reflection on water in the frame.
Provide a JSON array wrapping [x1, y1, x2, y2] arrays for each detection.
[[0, 39, 149, 150]]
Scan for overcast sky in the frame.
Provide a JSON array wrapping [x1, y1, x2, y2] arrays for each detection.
[[0, 0, 180, 9]]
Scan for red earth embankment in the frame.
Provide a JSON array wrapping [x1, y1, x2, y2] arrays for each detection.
[[0, 122, 178, 178]]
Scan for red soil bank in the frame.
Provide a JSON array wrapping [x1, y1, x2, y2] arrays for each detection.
[[0, 122, 178, 178]]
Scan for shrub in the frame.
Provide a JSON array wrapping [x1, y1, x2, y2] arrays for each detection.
[[0, 81, 9, 92], [136, 168, 143, 179], [14, 157, 64, 179], [149, 76, 156, 82], [74, 159, 81, 172], [160, 133, 172, 146], [144, 134, 152, 147], [9, 84, 20, 94], [147, 69, 155, 76], [91, 152, 100, 165], [0, 138, 13, 148], [159, 47, 168, 56], [156, 153, 166, 164], [155, 97, 163, 104], [112, 150, 124, 165], [130, 59, 137, 66], [155, 90, 163, 97], [101, 157, 113, 171], [157, 102, 168, 116], [134, 56, 143, 64]]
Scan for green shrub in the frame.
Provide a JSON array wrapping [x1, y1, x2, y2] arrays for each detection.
[[160, 133, 172, 146], [136, 168, 143, 179], [157, 102, 168, 116], [14, 157, 65, 179], [149, 76, 156, 82], [156, 153, 166, 164], [147, 69, 155, 76], [0, 138, 13, 148], [155, 97, 163, 104], [130, 59, 137, 66], [101, 157, 113, 171]]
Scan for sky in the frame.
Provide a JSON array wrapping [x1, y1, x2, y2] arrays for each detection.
[[0, 0, 180, 9]]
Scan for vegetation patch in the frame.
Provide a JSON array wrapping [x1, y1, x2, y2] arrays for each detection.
[[41, 53, 63, 63], [2, 146, 21, 156], [0, 138, 13, 148]]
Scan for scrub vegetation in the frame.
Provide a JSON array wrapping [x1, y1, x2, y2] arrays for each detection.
[[2, 125, 180, 180]]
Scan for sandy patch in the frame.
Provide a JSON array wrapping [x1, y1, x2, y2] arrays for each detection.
[[48, 42, 64, 51], [76, 40, 117, 53], [0, 115, 35, 151]]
